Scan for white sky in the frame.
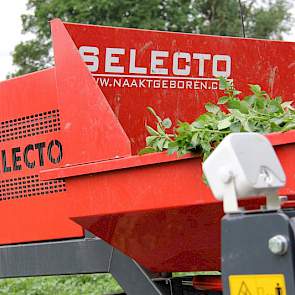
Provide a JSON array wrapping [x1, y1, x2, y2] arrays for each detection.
[[0, 0, 31, 80], [0, 0, 294, 81]]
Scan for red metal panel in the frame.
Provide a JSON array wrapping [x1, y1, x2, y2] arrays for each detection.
[[40, 152, 194, 179], [65, 22, 295, 154], [0, 19, 132, 245], [60, 156, 223, 272], [45, 135, 295, 272], [0, 69, 84, 243], [1, 19, 295, 272], [51, 19, 131, 165], [73, 204, 223, 272]]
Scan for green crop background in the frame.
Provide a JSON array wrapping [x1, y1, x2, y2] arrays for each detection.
[[0, 275, 122, 295], [0, 272, 220, 294]]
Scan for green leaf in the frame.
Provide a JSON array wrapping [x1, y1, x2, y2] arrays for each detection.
[[254, 97, 265, 110], [244, 95, 256, 106], [274, 96, 282, 103], [218, 117, 232, 130], [230, 121, 241, 132], [270, 122, 282, 132], [178, 147, 190, 156], [200, 141, 211, 154], [176, 122, 191, 133], [218, 77, 229, 90], [157, 123, 165, 135], [233, 90, 242, 96], [227, 99, 248, 113], [146, 125, 159, 136], [168, 141, 178, 148], [167, 141, 179, 155], [163, 140, 170, 149], [239, 101, 249, 114], [218, 96, 229, 104], [269, 100, 282, 113], [140, 82, 295, 179], [193, 114, 212, 128], [147, 106, 162, 123], [270, 117, 283, 125], [191, 133, 199, 146], [249, 84, 261, 95], [282, 123, 295, 132], [138, 147, 157, 155], [227, 99, 241, 110], [229, 109, 245, 122], [167, 148, 178, 155], [157, 138, 166, 151], [191, 120, 203, 129], [205, 103, 220, 114], [242, 120, 254, 132], [146, 135, 158, 146], [162, 118, 172, 128]]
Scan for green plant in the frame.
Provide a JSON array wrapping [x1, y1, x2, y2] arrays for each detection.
[[0, 274, 122, 295], [139, 77, 295, 161]]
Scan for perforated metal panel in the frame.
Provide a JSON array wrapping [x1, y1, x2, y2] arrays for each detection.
[[0, 175, 66, 201], [0, 109, 60, 142], [0, 108, 66, 203]]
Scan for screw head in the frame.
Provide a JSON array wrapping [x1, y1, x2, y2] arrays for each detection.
[[268, 235, 288, 255]]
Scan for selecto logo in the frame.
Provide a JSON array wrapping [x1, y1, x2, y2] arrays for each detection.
[[1, 140, 63, 174], [79, 46, 232, 90]]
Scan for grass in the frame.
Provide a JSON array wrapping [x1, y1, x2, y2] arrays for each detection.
[[0, 274, 122, 295], [0, 272, 222, 294]]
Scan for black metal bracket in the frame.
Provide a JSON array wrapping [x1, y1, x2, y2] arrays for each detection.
[[222, 210, 295, 295], [0, 232, 222, 294], [0, 232, 168, 294]]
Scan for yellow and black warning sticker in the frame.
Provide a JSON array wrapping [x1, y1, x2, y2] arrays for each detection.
[[229, 274, 286, 294]]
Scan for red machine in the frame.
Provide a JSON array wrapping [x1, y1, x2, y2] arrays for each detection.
[[0, 19, 295, 291]]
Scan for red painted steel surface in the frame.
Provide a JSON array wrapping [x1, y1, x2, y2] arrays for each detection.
[[41, 152, 194, 180], [65, 21, 295, 154], [0, 19, 131, 245], [0, 18, 294, 272], [67, 157, 223, 271], [52, 136, 295, 272], [0, 69, 84, 242], [51, 19, 131, 165]]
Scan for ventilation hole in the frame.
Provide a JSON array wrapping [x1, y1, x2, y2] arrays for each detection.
[[0, 109, 61, 142], [0, 175, 66, 201]]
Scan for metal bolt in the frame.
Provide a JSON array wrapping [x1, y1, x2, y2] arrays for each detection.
[[268, 235, 288, 255]]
